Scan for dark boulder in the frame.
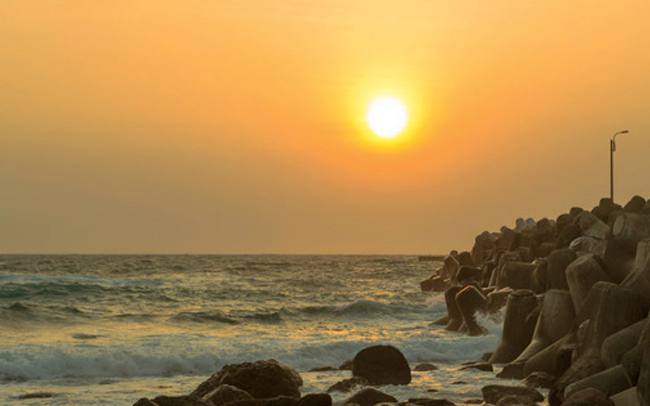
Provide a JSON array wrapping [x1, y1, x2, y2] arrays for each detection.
[[327, 377, 369, 393], [152, 395, 212, 406], [297, 394, 331, 406], [203, 384, 253, 406], [344, 388, 397, 406], [133, 399, 159, 406], [523, 371, 556, 389], [225, 396, 299, 406], [192, 360, 303, 399], [560, 388, 614, 406], [414, 363, 438, 371], [352, 345, 411, 385], [481, 385, 543, 405], [404, 398, 456, 406]]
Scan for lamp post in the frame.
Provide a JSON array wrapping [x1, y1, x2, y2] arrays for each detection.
[[610, 130, 629, 201]]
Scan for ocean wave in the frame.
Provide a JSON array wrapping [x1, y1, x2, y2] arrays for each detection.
[[171, 311, 239, 325]]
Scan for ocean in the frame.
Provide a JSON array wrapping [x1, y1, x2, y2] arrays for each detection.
[[0, 255, 511, 405]]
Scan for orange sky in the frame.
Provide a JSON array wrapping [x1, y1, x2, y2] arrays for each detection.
[[2, 1, 649, 254]]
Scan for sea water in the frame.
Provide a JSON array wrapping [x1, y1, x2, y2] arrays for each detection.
[[0, 255, 514, 406]]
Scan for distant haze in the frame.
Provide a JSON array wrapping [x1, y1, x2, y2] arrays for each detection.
[[2, 1, 649, 254]]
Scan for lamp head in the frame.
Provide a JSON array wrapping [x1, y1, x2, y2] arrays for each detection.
[[620, 130, 629, 134]]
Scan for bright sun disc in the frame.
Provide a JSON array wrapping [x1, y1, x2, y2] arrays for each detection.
[[366, 96, 409, 139]]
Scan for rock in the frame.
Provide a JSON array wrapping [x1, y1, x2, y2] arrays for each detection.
[[18, 392, 56, 399], [638, 319, 650, 405], [225, 396, 299, 406], [421, 276, 447, 292], [133, 399, 159, 406], [547, 248, 578, 290], [327, 377, 369, 393], [451, 381, 467, 385], [203, 384, 253, 406], [575, 211, 611, 240], [549, 282, 645, 406], [564, 365, 633, 399], [414, 363, 438, 371], [600, 238, 636, 283], [297, 394, 331, 406], [513, 290, 575, 364], [308, 367, 338, 372], [602, 319, 646, 369], [523, 332, 573, 378], [481, 385, 543, 405], [499, 262, 538, 291], [405, 398, 456, 406], [152, 395, 213, 406], [456, 266, 483, 284], [352, 345, 411, 385], [565, 253, 612, 315], [557, 223, 582, 249], [459, 362, 493, 372], [496, 395, 536, 406], [621, 239, 650, 312], [444, 286, 464, 331], [560, 388, 614, 406], [191, 360, 303, 399], [488, 290, 539, 364], [339, 360, 354, 370], [344, 388, 397, 406], [456, 285, 487, 336], [613, 213, 650, 253], [624, 196, 647, 214], [523, 372, 556, 389], [496, 362, 525, 379]]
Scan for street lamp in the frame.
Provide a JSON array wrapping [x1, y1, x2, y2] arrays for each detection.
[[610, 130, 629, 201]]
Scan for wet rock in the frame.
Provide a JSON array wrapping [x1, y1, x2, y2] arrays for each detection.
[[297, 393, 332, 406], [404, 398, 456, 406], [18, 392, 56, 399], [353, 345, 411, 385], [308, 367, 338, 372], [327, 377, 369, 393], [459, 362, 493, 372], [523, 371, 556, 389], [191, 359, 303, 399], [339, 360, 354, 370], [344, 388, 397, 406], [133, 399, 159, 406], [203, 384, 253, 406], [481, 385, 543, 405], [153, 395, 213, 406], [414, 363, 438, 371], [456, 285, 487, 336], [560, 388, 614, 406], [225, 396, 299, 406], [420, 276, 447, 292], [495, 394, 536, 406]]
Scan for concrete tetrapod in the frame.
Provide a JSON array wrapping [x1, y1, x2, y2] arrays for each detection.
[[565, 253, 612, 316], [621, 239, 650, 313], [613, 213, 650, 253], [499, 262, 538, 291], [456, 285, 488, 336], [602, 319, 647, 369], [546, 249, 577, 290], [444, 285, 463, 331], [488, 289, 538, 364], [564, 365, 633, 399], [513, 289, 575, 364], [548, 282, 645, 406]]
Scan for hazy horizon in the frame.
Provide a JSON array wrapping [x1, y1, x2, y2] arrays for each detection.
[[2, 1, 649, 255]]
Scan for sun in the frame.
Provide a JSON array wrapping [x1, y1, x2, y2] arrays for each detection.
[[366, 96, 409, 139]]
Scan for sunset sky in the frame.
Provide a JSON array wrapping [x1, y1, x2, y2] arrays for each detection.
[[2, 1, 649, 254]]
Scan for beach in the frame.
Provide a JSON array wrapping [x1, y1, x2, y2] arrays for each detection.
[[0, 254, 508, 405]]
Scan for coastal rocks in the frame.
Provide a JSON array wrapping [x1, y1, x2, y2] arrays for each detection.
[[344, 388, 397, 406], [612, 213, 650, 253], [559, 388, 614, 406], [548, 282, 645, 406], [297, 394, 332, 406], [480, 385, 543, 405], [352, 345, 411, 385], [563, 365, 633, 399], [565, 253, 611, 315], [223, 396, 299, 406], [456, 285, 488, 336], [403, 398, 456, 406], [192, 359, 303, 399], [459, 362, 493, 372], [152, 395, 213, 406], [488, 290, 538, 364], [133, 399, 159, 406], [414, 364, 439, 371], [523, 372, 556, 389], [327, 377, 369, 393], [444, 286, 464, 331], [203, 384, 253, 406], [513, 290, 575, 364]]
